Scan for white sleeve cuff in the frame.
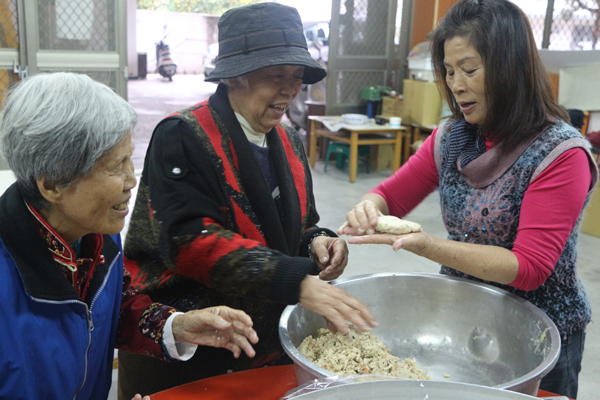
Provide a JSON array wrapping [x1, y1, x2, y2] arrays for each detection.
[[163, 312, 198, 361]]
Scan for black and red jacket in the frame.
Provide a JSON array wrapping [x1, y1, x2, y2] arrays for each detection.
[[124, 83, 334, 372]]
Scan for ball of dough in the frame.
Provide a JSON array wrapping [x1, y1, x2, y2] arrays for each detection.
[[376, 215, 422, 234]]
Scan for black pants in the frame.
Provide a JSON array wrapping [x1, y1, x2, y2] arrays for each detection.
[[539, 329, 586, 399]]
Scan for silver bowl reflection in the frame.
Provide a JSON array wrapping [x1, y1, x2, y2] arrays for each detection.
[[279, 273, 560, 396], [284, 379, 539, 400]]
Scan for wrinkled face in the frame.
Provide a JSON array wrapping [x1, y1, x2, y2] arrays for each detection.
[[48, 135, 136, 243], [444, 36, 486, 126], [228, 65, 304, 133]]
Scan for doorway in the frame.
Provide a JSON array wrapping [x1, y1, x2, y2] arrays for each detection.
[[0, 0, 128, 99]]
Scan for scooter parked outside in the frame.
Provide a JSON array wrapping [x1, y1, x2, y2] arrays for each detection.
[[155, 28, 177, 81]]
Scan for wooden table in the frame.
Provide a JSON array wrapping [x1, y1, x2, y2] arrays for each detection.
[[403, 122, 436, 144], [148, 364, 572, 400], [303, 101, 326, 160], [308, 116, 409, 183]]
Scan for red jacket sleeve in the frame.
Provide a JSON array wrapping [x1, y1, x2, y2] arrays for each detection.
[[116, 268, 179, 361]]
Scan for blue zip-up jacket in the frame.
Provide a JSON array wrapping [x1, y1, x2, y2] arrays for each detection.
[[0, 184, 123, 400]]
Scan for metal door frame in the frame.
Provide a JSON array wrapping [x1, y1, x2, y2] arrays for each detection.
[[325, 0, 400, 115], [0, 0, 25, 78], [396, 0, 414, 94], [11, 0, 128, 98]]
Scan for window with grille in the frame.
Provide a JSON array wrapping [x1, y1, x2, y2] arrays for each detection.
[[37, 0, 116, 52], [0, 0, 19, 49], [510, 0, 600, 50]]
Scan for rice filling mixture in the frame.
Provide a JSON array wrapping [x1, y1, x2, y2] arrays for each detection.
[[298, 327, 430, 380]]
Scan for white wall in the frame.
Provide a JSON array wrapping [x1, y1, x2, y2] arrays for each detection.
[[589, 112, 600, 133], [127, 0, 138, 78], [0, 170, 15, 191], [135, 10, 219, 76]]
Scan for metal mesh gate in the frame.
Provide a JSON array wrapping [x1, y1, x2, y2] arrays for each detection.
[[333, 70, 385, 105], [337, 0, 389, 56], [511, 0, 600, 50], [327, 0, 399, 115], [28, 0, 126, 96], [0, 0, 125, 168], [0, 0, 19, 105], [37, 0, 116, 51], [0, 0, 18, 48], [549, 0, 599, 50]]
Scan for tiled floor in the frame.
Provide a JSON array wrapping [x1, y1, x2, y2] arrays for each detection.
[[111, 74, 600, 400]]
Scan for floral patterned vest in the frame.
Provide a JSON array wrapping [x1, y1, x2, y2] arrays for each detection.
[[434, 119, 598, 337]]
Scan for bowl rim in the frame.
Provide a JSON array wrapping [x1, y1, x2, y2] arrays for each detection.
[[285, 378, 540, 400], [279, 272, 560, 391]]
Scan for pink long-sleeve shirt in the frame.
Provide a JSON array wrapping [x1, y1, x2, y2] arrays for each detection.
[[372, 127, 592, 291]]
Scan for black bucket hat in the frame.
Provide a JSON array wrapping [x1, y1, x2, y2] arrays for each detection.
[[204, 2, 327, 84]]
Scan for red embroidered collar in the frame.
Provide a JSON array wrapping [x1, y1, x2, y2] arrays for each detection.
[[26, 203, 104, 299]]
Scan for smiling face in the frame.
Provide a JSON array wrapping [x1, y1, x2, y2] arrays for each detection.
[[227, 65, 304, 133], [38, 135, 136, 244], [444, 36, 486, 126]]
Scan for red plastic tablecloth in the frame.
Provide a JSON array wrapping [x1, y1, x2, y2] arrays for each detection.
[[149, 365, 297, 400], [148, 365, 571, 400]]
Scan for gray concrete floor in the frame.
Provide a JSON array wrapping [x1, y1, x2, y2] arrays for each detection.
[[128, 73, 220, 170], [113, 73, 600, 400]]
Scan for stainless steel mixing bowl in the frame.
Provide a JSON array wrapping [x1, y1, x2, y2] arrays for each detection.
[[279, 273, 560, 396], [283, 379, 539, 400]]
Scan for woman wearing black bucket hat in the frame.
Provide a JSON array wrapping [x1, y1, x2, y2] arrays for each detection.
[[118, 3, 377, 399]]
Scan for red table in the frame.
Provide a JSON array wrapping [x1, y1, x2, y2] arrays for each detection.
[[148, 365, 570, 400]]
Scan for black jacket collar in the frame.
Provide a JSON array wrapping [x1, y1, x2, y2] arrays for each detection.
[[0, 183, 120, 301], [208, 84, 301, 255]]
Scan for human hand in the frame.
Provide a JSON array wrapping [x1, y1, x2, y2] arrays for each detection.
[[299, 276, 378, 334], [172, 306, 259, 359], [337, 200, 382, 236], [348, 231, 432, 255], [310, 236, 349, 280], [131, 395, 149, 400]]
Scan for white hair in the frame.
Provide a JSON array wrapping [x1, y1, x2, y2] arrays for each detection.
[[0, 72, 137, 208], [221, 75, 250, 88]]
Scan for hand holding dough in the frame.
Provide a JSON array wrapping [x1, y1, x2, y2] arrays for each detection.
[[376, 215, 422, 235]]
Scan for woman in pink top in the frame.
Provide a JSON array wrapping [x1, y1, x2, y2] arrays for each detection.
[[338, 1, 598, 398]]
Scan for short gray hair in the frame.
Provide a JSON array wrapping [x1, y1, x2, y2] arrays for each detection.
[[221, 75, 249, 88], [0, 72, 137, 208]]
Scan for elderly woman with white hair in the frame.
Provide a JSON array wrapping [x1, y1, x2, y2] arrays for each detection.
[[0, 72, 259, 400], [117, 2, 377, 398]]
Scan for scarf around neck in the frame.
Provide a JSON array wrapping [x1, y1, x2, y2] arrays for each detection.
[[442, 118, 543, 189], [443, 119, 485, 171]]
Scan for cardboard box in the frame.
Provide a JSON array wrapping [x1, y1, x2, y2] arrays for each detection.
[[402, 79, 442, 127], [373, 144, 396, 171], [581, 183, 600, 238], [380, 96, 403, 117]]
